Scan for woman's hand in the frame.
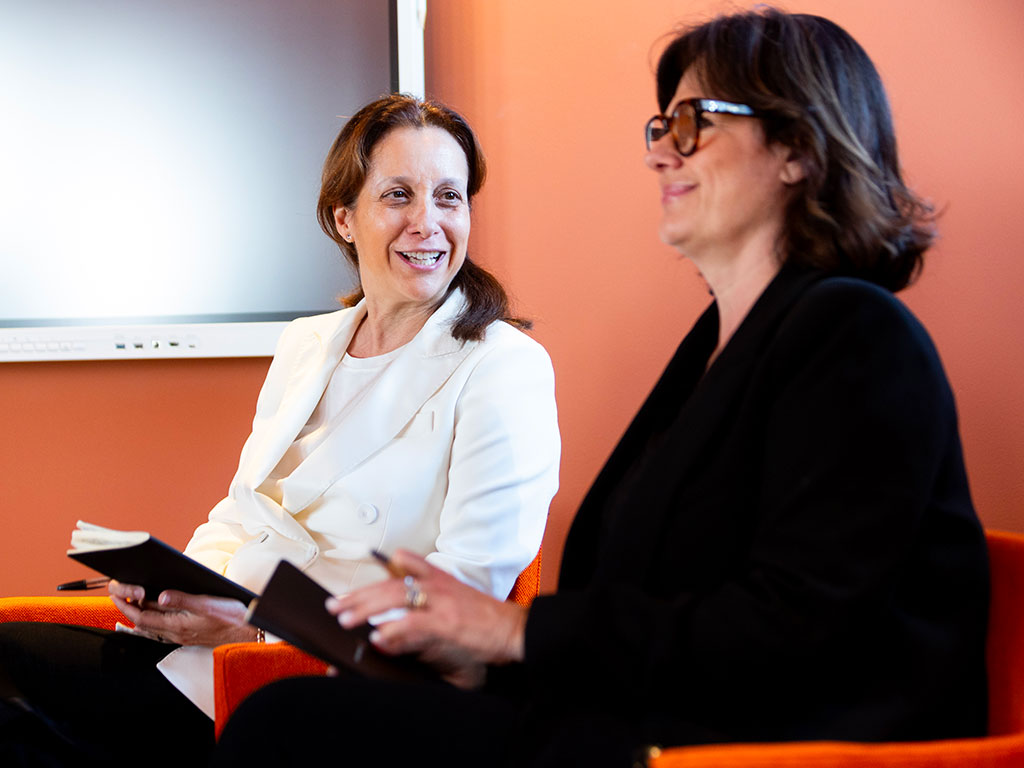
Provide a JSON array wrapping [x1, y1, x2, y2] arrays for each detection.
[[108, 580, 256, 646], [326, 550, 527, 689]]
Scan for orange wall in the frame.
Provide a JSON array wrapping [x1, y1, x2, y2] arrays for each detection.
[[0, 358, 270, 596], [2, 0, 1022, 597]]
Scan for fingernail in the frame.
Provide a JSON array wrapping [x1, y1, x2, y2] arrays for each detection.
[[325, 597, 339, 612], [369, 630, 382, 645], [339, 610, 354, 628], [158, 592, 169, 606]]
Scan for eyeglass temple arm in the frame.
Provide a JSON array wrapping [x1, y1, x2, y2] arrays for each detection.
[[699, 99, 756, 116]]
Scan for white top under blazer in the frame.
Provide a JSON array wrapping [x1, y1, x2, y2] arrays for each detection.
[[158, 289, 561, 715]]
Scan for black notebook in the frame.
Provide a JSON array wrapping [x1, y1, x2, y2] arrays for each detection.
[[247, 560, 440, 684], [66, 520, 256, 603]]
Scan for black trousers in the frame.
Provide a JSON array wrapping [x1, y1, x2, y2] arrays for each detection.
[[0, 622, 214, 767], [213, 674, 646, 768]]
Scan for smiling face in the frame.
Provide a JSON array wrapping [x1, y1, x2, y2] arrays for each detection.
[[334, 126, 470, 318], [645, 68, 803, 267]]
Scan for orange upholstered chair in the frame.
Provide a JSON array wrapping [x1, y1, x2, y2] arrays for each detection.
[[646, 528, 1024, 768]]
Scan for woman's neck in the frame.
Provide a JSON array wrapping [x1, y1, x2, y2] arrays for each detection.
[[347, 298, 438, 358], [692, 241, 782, 367]]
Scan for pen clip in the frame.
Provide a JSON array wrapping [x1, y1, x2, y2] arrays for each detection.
[[56, 577, 111, 591]]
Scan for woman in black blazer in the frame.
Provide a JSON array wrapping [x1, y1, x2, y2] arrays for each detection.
[[214, 8, 988, 766]]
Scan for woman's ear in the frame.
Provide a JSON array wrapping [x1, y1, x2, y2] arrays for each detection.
[[333, 207, 352, 242], [778, 145, 807, 186]]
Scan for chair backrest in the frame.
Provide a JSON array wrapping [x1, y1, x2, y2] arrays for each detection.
[[507, 547, 542, 607], [985, 529, 1024, 735]]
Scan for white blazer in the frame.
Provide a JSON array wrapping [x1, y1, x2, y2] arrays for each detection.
[[185, 289, 560, 599], [161, 290, 560, 716]]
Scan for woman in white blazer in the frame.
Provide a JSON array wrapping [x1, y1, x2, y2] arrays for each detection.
[[0, 95, 559, 766], [186, 287, 557, 602]]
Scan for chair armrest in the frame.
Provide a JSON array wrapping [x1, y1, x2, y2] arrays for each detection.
[[213, 642, 329, 738], [508, 546, 542, 606], [648, 733, 1024, 768], [0, 596, 122, 630]]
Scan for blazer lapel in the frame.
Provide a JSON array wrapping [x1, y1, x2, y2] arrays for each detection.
[[279, 291, 475, 513], [240, 304, 366, 489], [558, 305, 717, 589]]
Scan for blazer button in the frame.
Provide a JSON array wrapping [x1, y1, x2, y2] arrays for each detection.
[[356, 503, 379, 524]]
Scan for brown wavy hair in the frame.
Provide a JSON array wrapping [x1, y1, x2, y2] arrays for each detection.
[[317, 94, 529, 340], [656, 7, 934, 292]]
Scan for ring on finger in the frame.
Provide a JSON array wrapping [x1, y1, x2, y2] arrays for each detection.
[[403, 575, 427, 609]]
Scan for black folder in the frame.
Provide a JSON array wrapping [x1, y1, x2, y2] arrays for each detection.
[[68, 529, 256, 604]]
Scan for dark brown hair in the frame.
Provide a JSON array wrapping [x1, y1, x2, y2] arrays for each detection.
[[656, 8, 934, 291], [317, 93, 529, 340]]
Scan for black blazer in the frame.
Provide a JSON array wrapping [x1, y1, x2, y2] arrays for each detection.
[[521, 265, 988, 750]]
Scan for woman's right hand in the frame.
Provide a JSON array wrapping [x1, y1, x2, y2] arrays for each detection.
[[108, 580, 257, 647], [326, 550, 527, 689]]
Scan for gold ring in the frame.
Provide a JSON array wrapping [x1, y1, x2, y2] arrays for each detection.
[[403, 575, 427, 609]]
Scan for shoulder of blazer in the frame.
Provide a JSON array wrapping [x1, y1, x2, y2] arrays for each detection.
[[475, 319, 552, 359], [787, 274, 908, 321], [444, 322, 556, 398], [769, 273, 940, 367]]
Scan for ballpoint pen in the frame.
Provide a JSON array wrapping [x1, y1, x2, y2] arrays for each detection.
[[56, 577, 111, 591], [370, 550, 408, 579]]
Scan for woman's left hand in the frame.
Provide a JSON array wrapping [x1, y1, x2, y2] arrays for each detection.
[[109, 580, 256, 646], [326, 550, 527, 689]]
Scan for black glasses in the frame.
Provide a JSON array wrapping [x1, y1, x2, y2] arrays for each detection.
[[645, 98, 761, 155]]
